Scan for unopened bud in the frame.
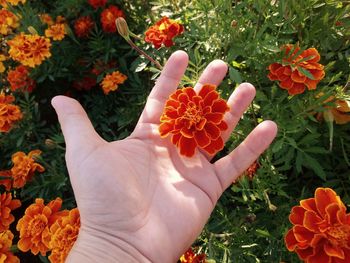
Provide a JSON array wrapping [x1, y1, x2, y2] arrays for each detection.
[[27, 26, 38, 35], [45, 139, 57, 149], [115, 17, 130, 40], [231, 20, 238, 28]]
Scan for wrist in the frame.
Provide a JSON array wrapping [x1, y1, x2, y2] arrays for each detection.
[[66, 227, 152, 263]]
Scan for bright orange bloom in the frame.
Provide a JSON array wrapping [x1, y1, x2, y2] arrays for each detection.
[[39, 13, 54, 25], [330, 99, 350, 125], [145, 16, 184, 49], [159, 85, 229, 157], [0, 9, 19, 35], [0, 193, 21, 231], [49, 208, 80, 263], [180, 248, 207, 263], [7, 65, 36, 92], [0, 93, 22, 133], [10, 150, 45, 188], [74, 16, 94, 38], [0, 0, 25, 7], [100, 5, 125, 33], [100, 71, 127, 94], [45, 23, 66, 41], [0, 54, 6, 73], [0, 230, 20, 263], [16, 198, 68, 256], [0, 170, 12, 191], [8, 33, 51, 68], [285, 188, 350, 262], [88, 0, 107, 9], [268, 44, 325, 95]]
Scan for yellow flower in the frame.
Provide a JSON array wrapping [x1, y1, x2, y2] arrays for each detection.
[[100, 71, 127, 94], [0, 9, 19, 35], [7, 33, 51, 67], [0, 0, 25, 8], [0, 230, 20, 263], [45, 23, 66, 41], [0, 93, 22, 132]]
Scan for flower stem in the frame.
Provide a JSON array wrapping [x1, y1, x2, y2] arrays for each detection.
[[126, 39, 162, 70]]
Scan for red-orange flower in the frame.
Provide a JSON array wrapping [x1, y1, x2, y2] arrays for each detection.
[[180, 248, 207, 263], [16, 198, 68, 256], [0, 230, 20, 263], [0, 9, 19, 35], [268, 44, 325, 95], [0, 170, 12, 191], [10, 150, 45, 188], [49, 208, 80, 263], [145, 16, 184, 49], [74, 16, 94, 38], [100, 5, 125, 33], [0, 93, 22, 133], [7, 65, 36, 92], [159, 85, 229, 157], [88, 0, 107, 9], [45, 23, 66, 41], [0, 193, 21, 231], [100, 70, 127, 94], [285, 188, 350, 262]]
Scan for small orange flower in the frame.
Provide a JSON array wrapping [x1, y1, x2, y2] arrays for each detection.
[[330, 99, 350, 125], [268, 44, 325, 95], [180, 248, 207, 263], [0, 9, 19, 35], [0, 230, 20, 263], [10, 150, 45, 188], [39, 13, 54, 25], [16, 198, 68, 256], [145, 16, 184, 49], [244, 160, 260, 180], [74, 16, 94, 38], [88, 0, 107, 9], [285, 188, 350, 262], [159, 85, 229, 157], [0, 193, 21, 231], [45, 23, 66, 41], [100, 71, 127, 94], [0, 93, 22, 133], [49, 208, 80, 263], [8, 33, 51, 67], [100, 5, 125, 33], [0, 54, 6, 73], [0, 0, 25, 7], [7, 65, 36, 92], [0, 170, 12, 191]]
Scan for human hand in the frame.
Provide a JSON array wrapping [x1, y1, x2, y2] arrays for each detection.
[[51, 51, 277, 263]]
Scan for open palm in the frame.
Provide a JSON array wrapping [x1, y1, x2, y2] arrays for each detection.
[[52, 51, 277, 263]]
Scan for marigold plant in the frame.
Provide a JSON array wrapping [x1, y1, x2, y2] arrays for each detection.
[[100, 5, 125, 33], [7, 65, 36, 92], [100, 70, 127, 94], [285, 188, 350, 262], [49, 208, 80, 263], [0, 170, 12, 191], [0, 93, 22, 133], [0, 193, 21, 231], [268, 44, 325, 95], [0, 9, 19, 35], [0, 230, 20, 263], [7, 33, 51, 68], [0, 0, 25, 7], [16, 198, 68, 256], [45, 23, 66, 41], [10, 150, 45, 188], [180, 248, 207, 263], [145, 16, 184, 49], [74, 16, 94, 38], [88, 0, 107, 9]]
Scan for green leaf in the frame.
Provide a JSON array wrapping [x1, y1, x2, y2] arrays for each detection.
[[297, 67, 315, 80], [229, 67, 242, 84], [272, 139, 284, 153], [303, 154, 327, 181]]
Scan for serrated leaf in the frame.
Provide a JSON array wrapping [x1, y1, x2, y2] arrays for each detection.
[[272, 139, 284, 153], [229, 67, 242, 84], [303, 153, 327, 181], [297, 67, 315, 80]]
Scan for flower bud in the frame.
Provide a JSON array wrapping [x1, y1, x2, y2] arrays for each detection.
[[115, 17, 129, 40], [45, 138, 57, 149], [27, 26, 38, 35], [231, 20, 238, 28]]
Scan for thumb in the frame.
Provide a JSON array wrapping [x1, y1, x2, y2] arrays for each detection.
[[51, 96, 105, 157]]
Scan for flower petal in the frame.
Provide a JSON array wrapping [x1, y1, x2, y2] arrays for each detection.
[[203, 90, 219, 106], [303, 210, 323, 232], [204, 122, 221, 140], [289, 206, 306, 225], [217, 121, 228, 131], [194, 130, 211, 148], [315, 188, 344, 219], [293, 225, 314, 243], [291, 70, 307, 83], [288, 83, 305, 95], [285, 229, 299, 251], [296, 247, 314, 260], [212, 99, 229, 113], [307, 247, 330, 263], [178, 136, 197, 157], [279, 77, 294, 90], [324, 243, 345, 259], [300, 198, 317, 212], [198, 84, 216, 98], [205, 112, 223, 124], [203, 137, 224, 155]]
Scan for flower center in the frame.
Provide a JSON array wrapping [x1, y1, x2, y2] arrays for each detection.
[[29, 215, 47, 236], [183, 104, 202, 127], [327, 224, 350, 248]]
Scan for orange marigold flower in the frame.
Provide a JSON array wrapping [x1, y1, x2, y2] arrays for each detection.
[[39, 14, 54, 26], [329, 99, 350, 125], [8, 33, 51, 68], [100, 70, 127, 94], [0, 9, 19, 35], [88, 0, 107, 9], [268, 44, 325, 95], [285, 187, 350, 262], [49, 208, 80, 263], [0, 230, 20, 263], [100, 5, 125, 33], [74, 16, 94, 38], [159, 85, 229, 157], [16, 198, 68, 256], [10, 150, 45, 188], [45, 23, 66, 41], [0, 170, 12, 191], [0, 54, 6, 73], [180, 248, 207, 263], [145, 16, 184, 49], [7, 65, 36, 92], [0, 193, 21, 231], [0, 93, 22, 133], [0, 0, 25, 7]]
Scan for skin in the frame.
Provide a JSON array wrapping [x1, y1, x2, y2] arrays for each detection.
[[52, 51, 277, 263]]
